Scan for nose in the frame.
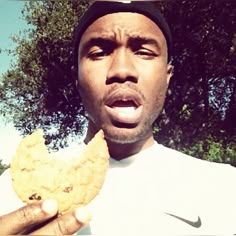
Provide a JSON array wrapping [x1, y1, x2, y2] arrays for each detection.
[[106, 49, 138, 84]]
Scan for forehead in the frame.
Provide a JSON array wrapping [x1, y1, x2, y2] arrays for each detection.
[[79, 12, 167, 46]]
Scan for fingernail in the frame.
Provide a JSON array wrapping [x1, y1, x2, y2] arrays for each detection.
[[75, 207, 91, 225], [41, 199, 58, 215]]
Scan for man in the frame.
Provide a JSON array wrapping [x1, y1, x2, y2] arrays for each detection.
[[1, 1, 236, 235]]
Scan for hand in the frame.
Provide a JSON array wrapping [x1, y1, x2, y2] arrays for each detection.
[[0, 199, 91, 235]]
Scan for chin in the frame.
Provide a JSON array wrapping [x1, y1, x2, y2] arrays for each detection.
[[102, 124, 151, 145]]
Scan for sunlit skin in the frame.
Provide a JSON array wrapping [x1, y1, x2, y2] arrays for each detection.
[[77, 13, 173, 160]]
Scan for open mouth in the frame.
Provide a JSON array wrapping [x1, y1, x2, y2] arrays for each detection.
[[106, 93, 141, 108], [110, 99, 138, 111], [105, 92, 143, 124]]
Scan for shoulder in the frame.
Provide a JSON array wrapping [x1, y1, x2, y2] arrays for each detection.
[[154, 142, 236, 176]]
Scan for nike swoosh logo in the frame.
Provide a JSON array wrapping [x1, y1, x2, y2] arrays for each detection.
[[165, 212, 202, 228]]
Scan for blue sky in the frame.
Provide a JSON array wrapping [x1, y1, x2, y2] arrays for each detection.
[[0, 1, 29, 164], [0, 0, 29, 75]]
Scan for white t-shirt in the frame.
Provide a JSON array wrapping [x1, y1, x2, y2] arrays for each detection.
[[1, 142, 236, 235]]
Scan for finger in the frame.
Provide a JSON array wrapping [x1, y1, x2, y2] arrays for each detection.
[[31, 207, 91, 235], [0, 199, 58, 235]]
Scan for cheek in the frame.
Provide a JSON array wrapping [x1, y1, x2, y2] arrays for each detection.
[[78, 64, 105, 113], [78, 71, 95, 105], [78, 60, 106, 89], [142, 66, 169, 95], [79, 63, 96, 94], [153, 79, 168, 101], [143, 71, 169, 110]]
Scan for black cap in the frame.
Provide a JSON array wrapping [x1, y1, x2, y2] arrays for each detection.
[[73, 1, 172, 65]]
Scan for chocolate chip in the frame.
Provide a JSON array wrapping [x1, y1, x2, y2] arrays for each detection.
[[63, 186, 73, 193], [29, 193, 42, 200]]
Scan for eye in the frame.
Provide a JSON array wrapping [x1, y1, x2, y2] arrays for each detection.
[[87, 42, 115, 60], [87, 47, 112, 60], [87, 49, 109, 60], [134, 48, 158, 60]]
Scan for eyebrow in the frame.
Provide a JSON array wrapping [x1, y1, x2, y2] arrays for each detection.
[[79, 35, 161, 56], [128, 36, 161, 51], [83, 37, 115, 48]]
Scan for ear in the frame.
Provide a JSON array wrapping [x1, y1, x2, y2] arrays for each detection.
[[166, 64, 174, 85]]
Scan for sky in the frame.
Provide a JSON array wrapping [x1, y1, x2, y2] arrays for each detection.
[[0, 1, 29, 164], [0, 0, 29, 74]]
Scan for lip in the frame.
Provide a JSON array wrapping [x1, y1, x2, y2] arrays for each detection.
[[104, 89, 144, 124]]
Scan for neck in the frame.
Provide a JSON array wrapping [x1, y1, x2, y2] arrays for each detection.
[[107, 135, 155, 160], [84, 122, 155, 161]]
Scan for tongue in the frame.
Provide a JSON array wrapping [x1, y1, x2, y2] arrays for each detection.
[[113, 106, 136, 113]]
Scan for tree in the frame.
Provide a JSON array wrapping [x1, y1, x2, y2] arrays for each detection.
[[0, 159, 10, 176], [154, 0, 236, 163], [0, 0, 91, 149], [0, 0, 235, 162]]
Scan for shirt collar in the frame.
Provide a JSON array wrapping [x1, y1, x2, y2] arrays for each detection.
[[109, 142, 159, 168]]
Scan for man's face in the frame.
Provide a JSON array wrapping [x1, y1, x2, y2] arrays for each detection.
[[77, 12, 172, 144]]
